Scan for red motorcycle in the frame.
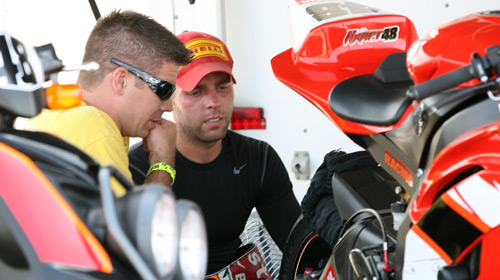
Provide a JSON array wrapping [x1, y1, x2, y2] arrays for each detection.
[[0, 33, 208, 279], [272, 1, 500, 279]]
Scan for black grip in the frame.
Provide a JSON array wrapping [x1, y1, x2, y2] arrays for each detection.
[[407, 65, 474, 100]]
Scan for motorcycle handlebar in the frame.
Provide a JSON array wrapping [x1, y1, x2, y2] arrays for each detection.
[[406, 45, 500, 101], [406, 65, 474, 100]]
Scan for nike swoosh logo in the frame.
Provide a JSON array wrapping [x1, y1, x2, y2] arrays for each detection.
[[233, 163, 247, 175]]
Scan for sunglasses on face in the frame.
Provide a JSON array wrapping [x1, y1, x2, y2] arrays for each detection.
[[110, 58, 176, 100]]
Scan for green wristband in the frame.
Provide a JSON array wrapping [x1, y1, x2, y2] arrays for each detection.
[[147, 162, 176, 183]]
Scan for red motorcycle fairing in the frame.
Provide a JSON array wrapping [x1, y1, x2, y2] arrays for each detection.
[[407, 11, 500, 86], [271, 0, 418, 135], [0, 142, 112, 273], [477, 225, 500, 279], [404, 118, 500, 278], [405, 168, 500, 279], [411, 120, 500, 223]]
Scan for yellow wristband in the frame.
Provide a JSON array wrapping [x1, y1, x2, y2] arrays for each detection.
[[147, 162, 176, 183]]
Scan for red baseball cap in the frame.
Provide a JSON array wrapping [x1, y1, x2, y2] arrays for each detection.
[[176, 31, 236, 92]]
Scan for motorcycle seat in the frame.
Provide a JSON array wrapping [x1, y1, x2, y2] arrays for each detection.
[[329, 52, 413, 127]]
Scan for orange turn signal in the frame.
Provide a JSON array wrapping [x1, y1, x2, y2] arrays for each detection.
[[46, 84, 82, 110]]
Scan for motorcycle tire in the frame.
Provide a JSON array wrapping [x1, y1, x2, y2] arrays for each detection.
[[279, 215, 332, 280]]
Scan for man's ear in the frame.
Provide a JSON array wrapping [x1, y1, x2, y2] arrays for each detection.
[[111, 67, 128, 96]]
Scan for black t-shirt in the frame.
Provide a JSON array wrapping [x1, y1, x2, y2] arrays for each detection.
[[128, 131, 301, 274]]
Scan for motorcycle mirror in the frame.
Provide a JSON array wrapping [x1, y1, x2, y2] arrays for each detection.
[[34, 44, 64, 81], [349, 248, 378, 279]]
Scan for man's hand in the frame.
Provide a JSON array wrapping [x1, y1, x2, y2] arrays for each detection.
[[143, 118, 176, 186]]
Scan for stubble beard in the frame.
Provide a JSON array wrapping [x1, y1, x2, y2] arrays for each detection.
[[180, 120, 229, 146]]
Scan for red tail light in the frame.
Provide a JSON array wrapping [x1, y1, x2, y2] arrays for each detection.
[[231, 107, 266, 130]]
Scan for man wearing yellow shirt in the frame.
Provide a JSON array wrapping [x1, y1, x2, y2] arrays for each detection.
[[25, 10, 191, 195]]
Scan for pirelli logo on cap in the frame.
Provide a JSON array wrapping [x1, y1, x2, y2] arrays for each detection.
[[185, 38, 229, 61]]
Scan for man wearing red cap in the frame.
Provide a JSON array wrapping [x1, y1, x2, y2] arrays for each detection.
[[128, 31, 301, 277]]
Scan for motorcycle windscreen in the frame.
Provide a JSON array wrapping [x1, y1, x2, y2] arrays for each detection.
[[0, 142, 112, 273]]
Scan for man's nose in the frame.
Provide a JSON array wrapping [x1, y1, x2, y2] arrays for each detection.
[[206, 88, 221, 107]]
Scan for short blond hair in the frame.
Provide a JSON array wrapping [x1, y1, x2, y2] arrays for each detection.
[[77, 10, 191, 90]]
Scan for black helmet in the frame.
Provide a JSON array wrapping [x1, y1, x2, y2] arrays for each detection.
[[0, 32, 45, 118]]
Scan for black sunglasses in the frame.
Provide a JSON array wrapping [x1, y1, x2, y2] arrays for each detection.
[[110, 58, 176, 100]]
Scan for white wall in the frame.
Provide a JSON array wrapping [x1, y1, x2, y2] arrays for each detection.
[[2, 0, 499, 202]]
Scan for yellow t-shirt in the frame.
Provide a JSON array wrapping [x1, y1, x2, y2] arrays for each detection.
[[24, 104, 130, 196]]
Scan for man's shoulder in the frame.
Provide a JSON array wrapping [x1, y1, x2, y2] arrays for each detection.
[[26, 105, 118, 139], [62, 105, 109, 121], [224, 131, 278, 164], [226, 130, 270, 150], [32, 105, 104, 123]]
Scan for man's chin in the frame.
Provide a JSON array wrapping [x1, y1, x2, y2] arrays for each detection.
[[138, 128, 151, 139], [201, 130, 227, 143]]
